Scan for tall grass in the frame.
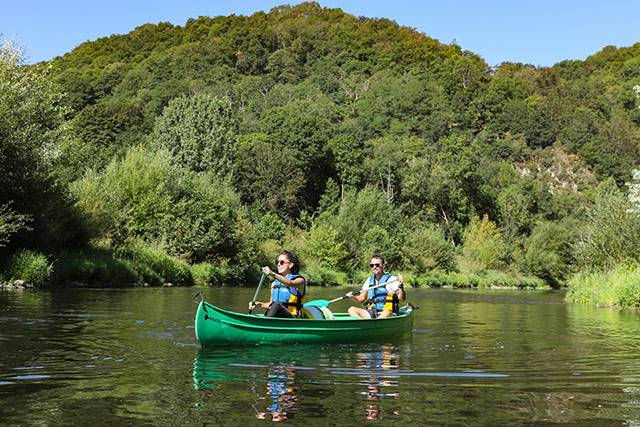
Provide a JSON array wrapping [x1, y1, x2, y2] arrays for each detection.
[[53, 241, 193, 287], [410, 270, 545, 289], [567, 264, 640, 308], [117, 240, 193, 286], [54, 250, 139, 287]]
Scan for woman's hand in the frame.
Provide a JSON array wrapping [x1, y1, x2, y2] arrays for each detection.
[[261, 266, 274, 276], [249, 301, 268, 310]]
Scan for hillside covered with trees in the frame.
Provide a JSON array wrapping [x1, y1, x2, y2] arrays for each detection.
[[3, 3, 640, 306]]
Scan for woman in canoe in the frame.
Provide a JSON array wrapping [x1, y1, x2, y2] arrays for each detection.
[[249, 251, 306, 318], [346, 254, 405, 319]]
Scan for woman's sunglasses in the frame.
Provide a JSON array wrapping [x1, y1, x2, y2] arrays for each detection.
[[276, 259, 288, 266], [369, 263, 382, 268]]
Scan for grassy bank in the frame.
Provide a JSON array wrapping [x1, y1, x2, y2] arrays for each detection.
[[1, 244, 547, 290], [400, 270, 546, 289], [566, 263, 640, 309], [1, 241, 198, 288], [303, 266, 546, 289]]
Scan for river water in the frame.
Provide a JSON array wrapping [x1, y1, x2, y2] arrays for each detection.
[[1, 287, 640, 425]]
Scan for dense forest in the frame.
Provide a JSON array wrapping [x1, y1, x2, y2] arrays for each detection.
[[3, 3, 640, 306]]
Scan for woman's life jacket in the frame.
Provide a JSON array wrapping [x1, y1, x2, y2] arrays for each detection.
[[272, 274, 306, 317], [366, 273, 399, 318]]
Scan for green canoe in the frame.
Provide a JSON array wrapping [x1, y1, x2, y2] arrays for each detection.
[[194, 301, 415, 347]]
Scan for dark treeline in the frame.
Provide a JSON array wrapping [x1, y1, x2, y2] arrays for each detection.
[[3, 3, 640, 302]]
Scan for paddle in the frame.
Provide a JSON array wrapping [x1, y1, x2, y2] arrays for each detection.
[[304, 279, 401, 308], [248, 273, 267, 314]]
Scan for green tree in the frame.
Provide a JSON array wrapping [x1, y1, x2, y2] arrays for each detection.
[[72, 146, 242, 262], [301, 223, 349, 270], [234, 133, 305, 220], [574, 178, 640, 268], [259, 98, 335, 209], [404, 222, 457, 273], [0, 203, 30, 248], [315, 186, 403, 271], [152, 94, 238, 178], [462, 214, 509, 273], [524, 220, 578, 287], [0, 40, 82, 250]]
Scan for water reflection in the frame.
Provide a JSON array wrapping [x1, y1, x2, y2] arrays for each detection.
[[193, 346, 310, 422], [193, 343, 409, 422], [356, 344, 400, 421], [255, 365, 299, 422]]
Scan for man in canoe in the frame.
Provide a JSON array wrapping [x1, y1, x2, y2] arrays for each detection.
[[346, 254, 405, 319], [249, 251, 306, 318]]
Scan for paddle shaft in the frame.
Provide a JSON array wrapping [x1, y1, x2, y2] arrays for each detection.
[[349, 278, 401, 299], [324, 279, 401, 305], [248, 273, 266, 314]]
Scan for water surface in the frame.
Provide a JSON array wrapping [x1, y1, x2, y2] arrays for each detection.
[[1, 287, 640, 425]]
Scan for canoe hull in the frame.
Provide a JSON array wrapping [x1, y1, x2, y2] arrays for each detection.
[[195, 301, 414, 347]]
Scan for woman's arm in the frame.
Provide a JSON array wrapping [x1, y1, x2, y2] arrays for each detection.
[[262, 266, 304, 287], [274, 273, 305, 287]]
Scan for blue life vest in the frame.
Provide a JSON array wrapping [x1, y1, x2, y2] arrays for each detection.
[[272, 274, 306, 317], [366, 273, 399, 317]]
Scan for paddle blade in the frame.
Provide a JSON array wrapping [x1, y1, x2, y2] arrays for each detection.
[[303, 299, 330, 308]]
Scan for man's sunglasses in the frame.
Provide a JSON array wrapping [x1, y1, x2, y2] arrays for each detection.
[[369, 263, 382, 268]]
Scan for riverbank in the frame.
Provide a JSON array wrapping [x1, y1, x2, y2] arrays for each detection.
[[1, 242, 548, 290], [1, 259, 547, 290]]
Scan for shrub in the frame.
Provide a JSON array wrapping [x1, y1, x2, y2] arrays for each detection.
[[54, 250, 139, 287], [301, 223, 349, 270], [322, 186, 403, 271], [71, 147, 177, 245], [167, 172, 241, 261], [72, 146, 242, 262], [8, 249, 53, 287], [404, 223, 457, 273], [412, 270, 544, 289], [120, 240, 193, 286], [191, 263, 215, 286], [302, 261, 349, 286]]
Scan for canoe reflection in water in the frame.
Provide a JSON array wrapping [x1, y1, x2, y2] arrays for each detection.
[[357, 344, 401, 421], [193, 344, 408, 422]]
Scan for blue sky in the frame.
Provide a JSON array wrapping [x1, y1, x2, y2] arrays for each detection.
[[2, 1, 640, 66]]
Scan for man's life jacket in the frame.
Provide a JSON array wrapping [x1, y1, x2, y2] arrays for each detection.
[[366, 273, 399, 318], [272, 274, 306, 317]]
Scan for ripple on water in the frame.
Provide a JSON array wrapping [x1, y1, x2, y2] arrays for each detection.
[[9, 375, 50, 380]]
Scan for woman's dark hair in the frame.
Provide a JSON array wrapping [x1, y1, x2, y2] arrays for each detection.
[[278, 250, 300, 274]]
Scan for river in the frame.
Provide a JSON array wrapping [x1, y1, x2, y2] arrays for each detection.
[[1, 287, 640, 425]]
